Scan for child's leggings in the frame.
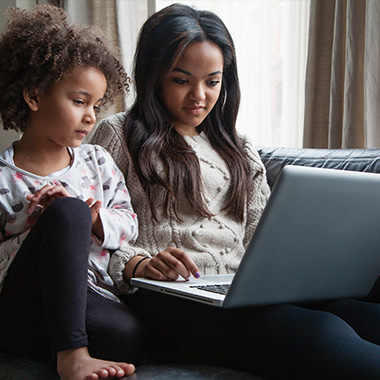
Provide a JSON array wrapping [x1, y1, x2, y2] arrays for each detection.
[[0, 197, 144, 364]]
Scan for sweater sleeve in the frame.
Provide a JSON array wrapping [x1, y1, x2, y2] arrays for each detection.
[[242, 139, 271, 249]]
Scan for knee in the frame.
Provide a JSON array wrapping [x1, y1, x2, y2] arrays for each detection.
[[47, 197, 90, 218], [290, 309, 358, 352], [258, 305, 355, 348], [41, 197, 91, 227]]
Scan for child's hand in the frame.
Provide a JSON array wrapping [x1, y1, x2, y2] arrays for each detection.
[[26, 184, 72, 214], [85, 198, 104, 241]]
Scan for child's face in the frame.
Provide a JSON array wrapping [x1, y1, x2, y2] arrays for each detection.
[[26, 66, 107, 148], [160, 41, 224, 137]]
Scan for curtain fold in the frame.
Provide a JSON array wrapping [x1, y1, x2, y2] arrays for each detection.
[[304, 0, 380, 149], [364, 0, 380, 147]]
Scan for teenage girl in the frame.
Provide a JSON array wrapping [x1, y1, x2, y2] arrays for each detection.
[[90, 3, 380, 380], [0, 5, 143, 380]]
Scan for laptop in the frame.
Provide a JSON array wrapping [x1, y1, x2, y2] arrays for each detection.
[[131, 165, 380, 308]]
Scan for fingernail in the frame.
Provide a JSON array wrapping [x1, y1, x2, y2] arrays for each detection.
[[194, 271, 201, 279]]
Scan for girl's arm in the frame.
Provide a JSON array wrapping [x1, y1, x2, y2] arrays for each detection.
[[109, 246, 200, 295], [242, 140, 271, 248]]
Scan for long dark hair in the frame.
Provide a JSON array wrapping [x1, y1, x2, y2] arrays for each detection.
[[124, 3, 253, 222]]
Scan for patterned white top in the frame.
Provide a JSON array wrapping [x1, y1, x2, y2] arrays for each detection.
[[0, 143, 138, 301]]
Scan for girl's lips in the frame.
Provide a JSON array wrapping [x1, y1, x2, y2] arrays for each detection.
[[76, 130, 88, 138], [183, 106, 205, 116]]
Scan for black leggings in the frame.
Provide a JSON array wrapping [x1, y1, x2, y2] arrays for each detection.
[[127, 288, 380, 380], [0, 197, 144, 365]]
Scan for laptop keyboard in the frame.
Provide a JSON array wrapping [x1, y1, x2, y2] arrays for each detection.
[[190, 284, 230, 295]]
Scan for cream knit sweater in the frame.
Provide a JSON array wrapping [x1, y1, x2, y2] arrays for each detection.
[[89, 112, 270, 294]]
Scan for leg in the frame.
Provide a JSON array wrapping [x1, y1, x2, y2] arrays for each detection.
[[317, 297, 380, 345], [85, 288, 145, 365], [0, 197, 92, 360], [0, 198, 137, 379], [127, 290, 380, 379], [247, 302, 380, 380]]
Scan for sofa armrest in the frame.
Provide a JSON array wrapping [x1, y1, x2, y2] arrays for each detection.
[[257, 147, 380, 189]]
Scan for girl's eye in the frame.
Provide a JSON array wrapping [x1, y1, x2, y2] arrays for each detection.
[[74, 99, 85, 105], [174, 79, 188, 85], [207, 80, 220, 87]]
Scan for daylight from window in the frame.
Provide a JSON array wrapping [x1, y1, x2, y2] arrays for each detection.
[[157, 0, 310, 147]]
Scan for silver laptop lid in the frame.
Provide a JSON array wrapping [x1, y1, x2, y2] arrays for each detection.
[[224, 165, 380, 308]]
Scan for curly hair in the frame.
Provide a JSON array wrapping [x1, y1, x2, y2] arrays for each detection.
[[0, 4, 129, 132]]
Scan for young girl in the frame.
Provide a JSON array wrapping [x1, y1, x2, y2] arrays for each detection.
[[90, 3, 380, 379], [0, 5, 144, 380]]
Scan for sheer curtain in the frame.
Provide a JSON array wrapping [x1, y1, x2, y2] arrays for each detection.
[[62, 0, 310, 148], [116, 0, 151, 110], [304, 0, 380, 149], [155, 0, 310, 147]]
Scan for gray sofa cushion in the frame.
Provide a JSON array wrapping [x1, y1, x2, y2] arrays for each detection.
[[0, 351, 59, 380], [257, 147, 380, 189]]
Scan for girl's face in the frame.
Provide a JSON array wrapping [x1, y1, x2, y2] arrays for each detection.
[[25, 66, 107, 149], [161, 41, 224, 137]]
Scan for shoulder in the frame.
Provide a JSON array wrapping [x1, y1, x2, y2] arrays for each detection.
[[90, 112, 127, 147], [75, 144, 114, 165], [0, 159, 14, 180], [88, 112, 131, 174], [238, 134, 266, 174], [99, 111, 126, 133]]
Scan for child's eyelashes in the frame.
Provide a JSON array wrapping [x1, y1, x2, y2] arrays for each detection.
[[73, 99, 101, 115]]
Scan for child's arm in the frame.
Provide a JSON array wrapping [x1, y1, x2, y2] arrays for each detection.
[[26, 184, 72, 214], [84, 198, 103, 240], [0, 228, 30, 262], [26, 185, 106, 241], [91, 146, 138, 251]]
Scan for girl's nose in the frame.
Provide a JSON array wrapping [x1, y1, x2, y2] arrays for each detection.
[[190, 84, 206, 101], [83, 108, 96, 124]]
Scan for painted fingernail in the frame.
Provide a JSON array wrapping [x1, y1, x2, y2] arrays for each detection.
[[194, 271, 201, 279]]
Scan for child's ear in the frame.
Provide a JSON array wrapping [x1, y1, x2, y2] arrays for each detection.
[[23, 88, 40, 111]]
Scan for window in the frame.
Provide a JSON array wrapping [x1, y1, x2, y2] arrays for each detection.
[[156, 0, 310, 147]]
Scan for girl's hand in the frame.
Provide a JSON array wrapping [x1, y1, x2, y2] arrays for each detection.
[[26, 184, 72, 214], [139, 247, 201, 281], [85, 198, 104, 241]]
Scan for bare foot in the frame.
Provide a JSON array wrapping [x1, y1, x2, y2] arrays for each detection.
[[57, 347, 135, 380]]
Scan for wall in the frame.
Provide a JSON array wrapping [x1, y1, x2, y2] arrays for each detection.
[[0, 0, 36, 151]]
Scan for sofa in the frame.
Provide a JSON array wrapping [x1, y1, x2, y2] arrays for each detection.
[[1, 146, 380, 380]]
